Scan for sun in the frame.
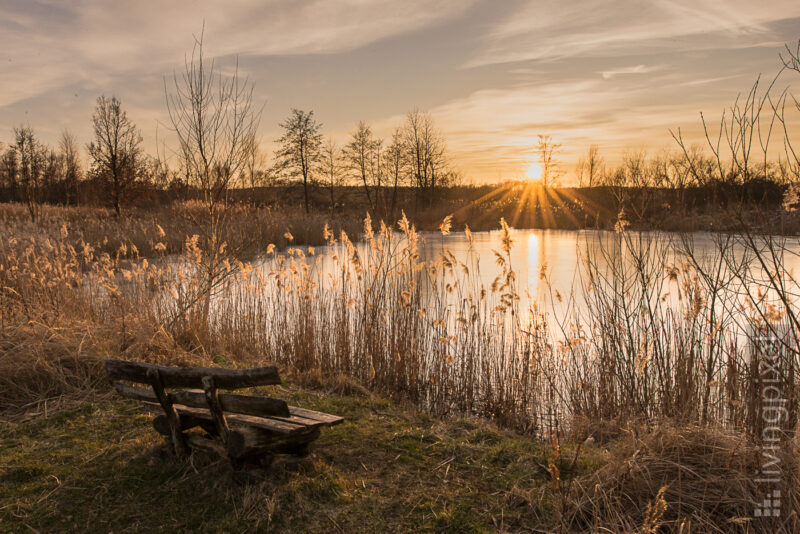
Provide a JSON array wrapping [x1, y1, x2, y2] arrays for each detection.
[[526, 161, 543, 181]]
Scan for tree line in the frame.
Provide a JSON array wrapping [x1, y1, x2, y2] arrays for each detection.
[[0, 100, 457, 221], [0, 97, 169, 220]]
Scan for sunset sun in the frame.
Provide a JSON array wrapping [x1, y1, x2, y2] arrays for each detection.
[[526, 161, 543, 181]]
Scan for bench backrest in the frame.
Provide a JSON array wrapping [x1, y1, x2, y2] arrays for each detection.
[[105, 359, 281, 389], [104, 359, 290, 418]]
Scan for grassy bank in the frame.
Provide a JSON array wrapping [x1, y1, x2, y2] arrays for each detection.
[[2, 378, 789, 533], [0, 388, 571, 533]]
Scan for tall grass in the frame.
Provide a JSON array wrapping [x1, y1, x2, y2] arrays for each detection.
[[4, 204, 796, 438], [0, 201, 363, 260]]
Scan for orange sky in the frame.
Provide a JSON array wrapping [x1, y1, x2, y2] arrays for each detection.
[[1, 1, 799, 184]]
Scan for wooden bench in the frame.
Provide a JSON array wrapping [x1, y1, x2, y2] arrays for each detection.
[[105, 359, 343, 467]]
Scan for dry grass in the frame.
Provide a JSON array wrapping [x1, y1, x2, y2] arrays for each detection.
[[1, 203, 798, 434], [0, 323, 108, 414], [567, 423, 800, 533], [0, 201, 363, 260], [292, 368, 372, 397]]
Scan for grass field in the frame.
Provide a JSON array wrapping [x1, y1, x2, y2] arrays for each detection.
[[3, 380, 787, 532], [1, 384, 599, 533]]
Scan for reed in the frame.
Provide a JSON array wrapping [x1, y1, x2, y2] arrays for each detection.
[[3, 205, 797, 434]]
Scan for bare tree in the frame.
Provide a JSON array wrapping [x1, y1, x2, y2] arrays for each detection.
[[59, 130, 82, 205], [343, 121, 381, 215], [536, 134, 562, 187], [165, 30, 261, 329], [402, 110, 447, 209], [274, 109, 323, 214], [13, 126, 47, 221], [0, 145, 19, 202], [244, 137, 268, 194], [776, 40, 800, 181], [384, 126, 407, 221], [42, 147, 60, 203], [87, 95, 143, 216], [321, 137, 343, 213], [576, 144, 602, 187], [166, 36, 259, 212]]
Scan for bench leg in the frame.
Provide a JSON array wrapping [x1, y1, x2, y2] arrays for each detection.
[[147, 369, 187, 457], [288, 442, 311, 457]]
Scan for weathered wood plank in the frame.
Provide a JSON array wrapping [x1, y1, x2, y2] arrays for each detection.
[[288, 406, 345, 426], [227, 427, 321, 459], [105, 359, 281, 389], [169, 404, 315, 435], [114, 383, 291, 418], [202, 376, 230, 442], [268, 413, 328, 427]]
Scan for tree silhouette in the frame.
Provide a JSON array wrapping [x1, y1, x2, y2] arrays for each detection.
[[87, 96, 142, 216], [536, 134, 562, 187], [321, 137, 343, 213], [402, 110, 447, 208], [59, 130, 82, 205], [343, 121, 381, 215], [274, 109, 323, 214], [13, 126, 47, 221]]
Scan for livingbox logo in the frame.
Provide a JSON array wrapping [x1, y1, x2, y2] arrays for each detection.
[[752, 333, 787, 521]]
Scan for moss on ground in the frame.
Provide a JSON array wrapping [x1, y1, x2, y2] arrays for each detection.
[[0, 386, 603, 533]]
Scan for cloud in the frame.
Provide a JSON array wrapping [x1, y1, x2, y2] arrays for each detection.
[[0, 0, 474, 108], [601, 64, 660, 80], [414, 77, 724, 181], [2, 1, 797, 184], [468, 0, 800, 67]]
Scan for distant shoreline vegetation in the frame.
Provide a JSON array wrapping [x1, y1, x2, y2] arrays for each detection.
[[0, 177, 797, 255]]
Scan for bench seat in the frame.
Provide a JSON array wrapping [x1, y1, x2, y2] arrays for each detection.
[[142, 401, 343, 435]]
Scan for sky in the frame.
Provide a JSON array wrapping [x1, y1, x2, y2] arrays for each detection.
[[1, 0, 799, 183]]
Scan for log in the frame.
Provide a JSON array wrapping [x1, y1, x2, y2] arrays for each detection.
[[113, 383, 290, 418], [227, 427, 321, 459], [105, 359, 281, 389]]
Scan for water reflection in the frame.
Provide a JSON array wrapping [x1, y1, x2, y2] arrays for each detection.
[[254, 228, 800, 327]]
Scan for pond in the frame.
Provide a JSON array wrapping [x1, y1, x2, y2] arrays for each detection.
[[257, 227, 800, 330], [206, 226, 799, 429]]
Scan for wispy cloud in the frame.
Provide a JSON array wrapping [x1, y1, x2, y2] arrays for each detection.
[[413, 74, 747, 180], [680, 74, 743, 87], [0, 0, 474, 108], [468, 0, 800, 67], [601, 64, 661, 80]]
